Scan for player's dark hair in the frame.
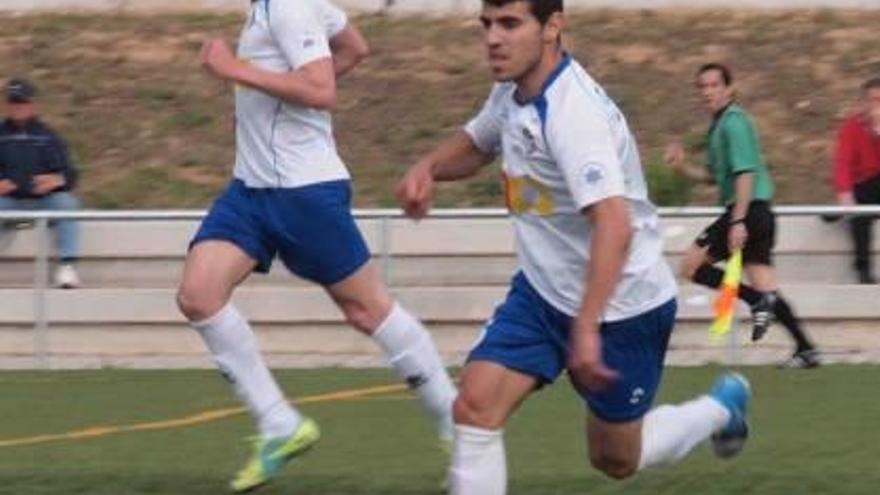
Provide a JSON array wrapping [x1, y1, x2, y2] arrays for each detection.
[[698, 63, 733, 87], [862, 77, 880, 93], [483, 0, 563, 25]]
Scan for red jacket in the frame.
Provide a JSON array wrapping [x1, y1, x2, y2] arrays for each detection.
[[834, 113, 880, 193]]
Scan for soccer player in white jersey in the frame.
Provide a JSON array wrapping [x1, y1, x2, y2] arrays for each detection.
[[176, 0, 456, 491], [397, 1, 752, 493]]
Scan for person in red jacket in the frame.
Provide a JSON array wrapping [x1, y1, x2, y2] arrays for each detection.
[[833, 77, 880, 284]]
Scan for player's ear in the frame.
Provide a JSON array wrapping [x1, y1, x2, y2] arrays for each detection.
[[542, 12, 564, 45]]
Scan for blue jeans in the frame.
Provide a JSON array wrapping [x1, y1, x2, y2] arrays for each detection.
[[0, 192, 80, 261]]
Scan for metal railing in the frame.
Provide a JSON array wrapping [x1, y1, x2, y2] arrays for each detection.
[[3, 204, 880, 368]]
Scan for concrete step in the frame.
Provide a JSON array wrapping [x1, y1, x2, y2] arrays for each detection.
[[0, 253, 874, 288], [0, 321, 875, 369], [0, 255, 523, 288], [3, 217, 877, 288], [2, 217, 877, 259], [2, 284, 879, 325]]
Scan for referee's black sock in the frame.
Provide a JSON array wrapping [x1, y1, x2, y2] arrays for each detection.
[[693, 265, 817, 353], [691, 264, 762, 305], [769, 292, 816, 353]]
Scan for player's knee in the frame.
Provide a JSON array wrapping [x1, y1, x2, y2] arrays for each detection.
[[590, 454, 638, 480], [176, 285, 224, 322], [453, 392, 504, 430]]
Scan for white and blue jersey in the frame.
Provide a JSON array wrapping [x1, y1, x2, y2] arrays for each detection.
[[465, 54, 676, 321], [234, 0, 350, 188], [192, 0, 370, 284], [465, 54, 678, 422]]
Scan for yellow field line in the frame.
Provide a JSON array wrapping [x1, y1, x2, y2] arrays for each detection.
[[0, 383, 407, 449]]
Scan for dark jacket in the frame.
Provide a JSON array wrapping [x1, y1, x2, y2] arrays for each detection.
[[0, 117, 77, 199]]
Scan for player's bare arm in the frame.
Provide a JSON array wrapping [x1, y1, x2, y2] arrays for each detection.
[[200, 38, 337, 110], [664, 141, 712, 182], [330, 24, 369, 78], [396, 130, 494, 219], [568, 196, 632, 392]]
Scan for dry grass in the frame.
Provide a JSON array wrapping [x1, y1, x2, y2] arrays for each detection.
[[3, 9, 880, 208]]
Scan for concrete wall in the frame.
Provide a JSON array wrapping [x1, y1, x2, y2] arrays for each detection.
[[3, 0, 880, 14]]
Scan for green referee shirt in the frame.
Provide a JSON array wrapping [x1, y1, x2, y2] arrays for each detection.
[[707, 103, 775, 205]]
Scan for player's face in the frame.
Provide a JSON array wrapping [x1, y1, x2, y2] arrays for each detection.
[[696, 70, 733, 113], [479, 2, 546, 82]]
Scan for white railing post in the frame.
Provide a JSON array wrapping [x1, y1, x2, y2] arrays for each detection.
[[379, 214, 392, 284], [33, 217, 50, 369]]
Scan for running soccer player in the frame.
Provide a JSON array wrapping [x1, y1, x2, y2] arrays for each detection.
[[177, 0, 456, 491], [397, 1, 750, 493], [665, 63, 821, 369]]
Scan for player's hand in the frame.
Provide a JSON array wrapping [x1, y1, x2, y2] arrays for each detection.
[[200, 38, 238, 80], [396, 161, 435, 220], [31, 174, 64, 196], [0, 179, 17, 196], [728, 222, 748, 251], [837, 192, 855, 206], [663, 142, 686, 168], [568, 323, 619, 392]]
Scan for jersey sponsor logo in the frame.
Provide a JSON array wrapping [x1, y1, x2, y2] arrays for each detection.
[[503, 172, 555, 216]]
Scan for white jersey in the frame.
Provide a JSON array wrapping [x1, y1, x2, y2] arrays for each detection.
[[234, 0, 350, 188], [465, 55, 677, 321]]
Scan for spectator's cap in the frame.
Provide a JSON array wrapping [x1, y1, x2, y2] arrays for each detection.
[[6, 78, 36, 103]]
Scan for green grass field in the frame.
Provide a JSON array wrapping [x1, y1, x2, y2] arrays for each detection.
[[0, 366, 877, 494]]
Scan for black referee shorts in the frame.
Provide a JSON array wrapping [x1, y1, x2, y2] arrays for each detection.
[[694, 200, 776, 265]]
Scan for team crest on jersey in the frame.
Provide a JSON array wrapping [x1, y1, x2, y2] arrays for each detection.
[[583, 163, 605, 186]]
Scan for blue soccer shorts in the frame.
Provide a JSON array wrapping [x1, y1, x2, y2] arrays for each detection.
[[191, 178, 370, 285], [468, 271, 677, 422]]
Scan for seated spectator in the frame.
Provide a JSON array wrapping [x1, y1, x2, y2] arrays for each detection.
[[833, 77, 880, 284], [0, 78, 81, 288]]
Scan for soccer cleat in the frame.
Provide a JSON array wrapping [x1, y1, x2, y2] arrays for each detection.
[[230, 417, 321, 493], [778, 349, 821, 369], [708, 372, 751, 459], [749, 296, 774, 342]]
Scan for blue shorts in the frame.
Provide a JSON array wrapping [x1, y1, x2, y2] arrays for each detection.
[[468, 272, 677, 423], [191, 179, 370, 285]]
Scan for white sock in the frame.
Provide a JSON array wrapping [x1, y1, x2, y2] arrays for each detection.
[[638, 396, 730, 470], [450, 425, 506, 495], [192, 303, 302, 439], [372, 303, 457, 437]]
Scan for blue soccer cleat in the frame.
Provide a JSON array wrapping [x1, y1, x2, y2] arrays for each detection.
[[708, 372, 751, 459]]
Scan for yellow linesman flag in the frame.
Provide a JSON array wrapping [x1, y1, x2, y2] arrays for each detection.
[[709, 249, 743, 341]]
